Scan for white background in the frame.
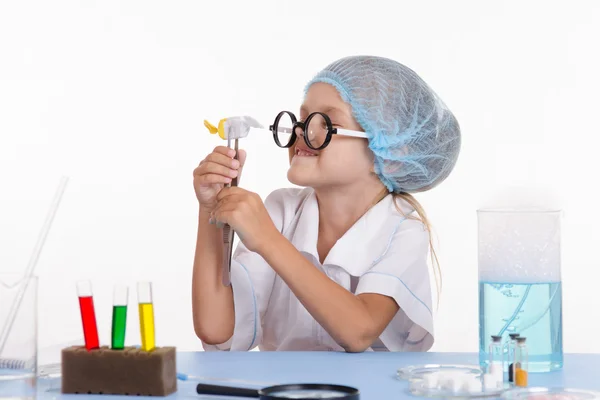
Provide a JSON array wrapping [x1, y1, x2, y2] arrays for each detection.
[[1, 1, 599, 355]]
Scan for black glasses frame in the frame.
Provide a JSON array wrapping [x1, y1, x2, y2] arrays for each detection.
[[269, 111, 339, 151]]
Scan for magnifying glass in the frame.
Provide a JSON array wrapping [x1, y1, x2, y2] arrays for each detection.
[[196, 383, 360, 399]]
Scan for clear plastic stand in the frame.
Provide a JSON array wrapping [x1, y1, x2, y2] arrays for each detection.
[[397, 364, 482, 381], [397, 364, 508, 399], [409, 378, 507, 399]]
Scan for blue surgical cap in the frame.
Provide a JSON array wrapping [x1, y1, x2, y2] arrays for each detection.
[[304, 55, 461, 193]]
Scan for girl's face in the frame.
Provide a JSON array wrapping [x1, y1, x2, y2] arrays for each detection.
[[287, 83, 377, 191]]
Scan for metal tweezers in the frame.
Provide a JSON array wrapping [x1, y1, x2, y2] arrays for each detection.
[[221, 138, 238, 286]]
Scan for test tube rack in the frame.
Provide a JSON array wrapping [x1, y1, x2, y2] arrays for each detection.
[[62, 281, 176, 396], [61, 345, 177, 396]]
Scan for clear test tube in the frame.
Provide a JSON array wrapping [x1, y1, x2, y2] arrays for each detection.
[[111, 285, 128, 349], [489, 335, 503, 386], [515, 337, 528, 387], [76, 280, 100, 350], [137, 282, 155, 351], [508, 333, 520, 383]]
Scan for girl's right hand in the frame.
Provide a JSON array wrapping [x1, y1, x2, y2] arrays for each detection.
[[193, 146, 246, 212]]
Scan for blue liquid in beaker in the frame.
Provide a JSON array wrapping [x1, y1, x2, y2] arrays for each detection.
[[478, 281, 563, 372]]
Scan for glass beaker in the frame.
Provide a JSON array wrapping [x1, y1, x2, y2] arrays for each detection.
[[477, 209, 563, 373], [0, 273, 37, 400]]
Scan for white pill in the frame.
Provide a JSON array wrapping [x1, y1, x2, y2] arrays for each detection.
[[434, 373, 450, 389], [468, 378, 483, 392], [483, 373, 497, 390], [448, 376, 463, 393], [460, 378, 473, 392], [422, 372, 439, 388], [461, 376, 481, 393]]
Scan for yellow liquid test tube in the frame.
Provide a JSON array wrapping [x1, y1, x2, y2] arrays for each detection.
[[137, 282, 155, 351]]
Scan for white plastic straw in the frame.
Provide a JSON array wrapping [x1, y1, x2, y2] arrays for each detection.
[[0, 176, 69, 353]]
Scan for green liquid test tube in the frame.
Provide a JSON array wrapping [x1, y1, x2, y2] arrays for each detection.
[[111, 285, 128, 349]]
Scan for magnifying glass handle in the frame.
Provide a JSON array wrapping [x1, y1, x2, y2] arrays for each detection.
[[196, 383, 260, 398]]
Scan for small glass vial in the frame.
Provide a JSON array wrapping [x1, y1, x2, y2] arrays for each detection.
[[507, 333, 520, 383], [514, 337, 528, 387], [489, 335, 503, 387]]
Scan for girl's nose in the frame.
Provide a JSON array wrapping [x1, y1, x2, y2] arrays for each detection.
[[294, 125, 304, 138]]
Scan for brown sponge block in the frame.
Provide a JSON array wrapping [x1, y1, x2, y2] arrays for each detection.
[[61, 346, 177, 396]]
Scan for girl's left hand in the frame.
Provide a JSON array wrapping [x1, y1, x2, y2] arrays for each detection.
[[211, 187, 279, 254]]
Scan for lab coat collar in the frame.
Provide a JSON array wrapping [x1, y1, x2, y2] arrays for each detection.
[[291, 189, 414, 276]]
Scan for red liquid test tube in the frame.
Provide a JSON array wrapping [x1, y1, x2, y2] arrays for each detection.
[[77, 280, 100, 350]]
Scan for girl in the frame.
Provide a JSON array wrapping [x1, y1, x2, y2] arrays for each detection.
[[191, 55, 460, 352]]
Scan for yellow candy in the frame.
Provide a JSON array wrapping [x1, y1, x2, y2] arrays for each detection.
[[204, 118, 228, 140]]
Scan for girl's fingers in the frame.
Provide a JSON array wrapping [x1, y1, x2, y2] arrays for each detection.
[[216, 186, 245, 201], [211, 201, 239, 225], [236, 149, 247, 169], [205, 151, 241, 169], [194, 173, 232, 185], [196, 162, 239, 179], [212, 146, 237, 158]]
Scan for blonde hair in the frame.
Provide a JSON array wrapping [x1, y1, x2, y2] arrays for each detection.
[[391, 192, 441, 308]]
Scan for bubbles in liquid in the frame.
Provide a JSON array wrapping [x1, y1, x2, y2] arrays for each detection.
[[479, 281, 563, 372]]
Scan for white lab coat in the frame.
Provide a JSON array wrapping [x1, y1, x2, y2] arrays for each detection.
[[201, 187, 434, 352]]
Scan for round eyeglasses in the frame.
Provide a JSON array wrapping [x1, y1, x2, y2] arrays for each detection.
[[269, 111, 368, 150]]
